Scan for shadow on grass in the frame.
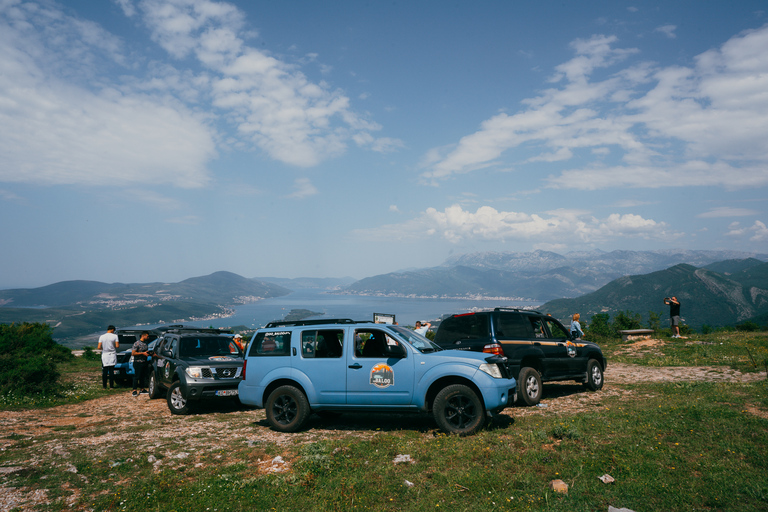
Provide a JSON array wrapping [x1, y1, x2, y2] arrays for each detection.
[[252, 409, 516, 435]]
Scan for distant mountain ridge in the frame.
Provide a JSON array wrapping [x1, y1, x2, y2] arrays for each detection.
[[0, 271, 289, 308], [542, 261, 768, 329], [343, 249, 768, 300], [0, 271, 291, 341]]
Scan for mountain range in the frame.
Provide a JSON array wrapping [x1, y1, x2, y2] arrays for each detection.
[[0, 272, 290, 340], [543, 259, 768, 329], [2, 250, 768, 340], [343, 249, 768, 301]]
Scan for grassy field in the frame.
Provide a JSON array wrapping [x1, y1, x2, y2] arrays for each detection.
[[0, 331, 766, 511]]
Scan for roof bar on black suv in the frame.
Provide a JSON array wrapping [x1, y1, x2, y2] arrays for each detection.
[[493, 307, 542, 314], [164, 327, 234, 334], [265, 318, 356, 328]]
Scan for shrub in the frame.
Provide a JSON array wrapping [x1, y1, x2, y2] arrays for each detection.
[[736, 321, 761, 332], [612, 310, 643, 332], [0, 323, 72, 396], [647, 311, 662, 332], [82, 346, 101, 361], [585, 313, 613, 339]]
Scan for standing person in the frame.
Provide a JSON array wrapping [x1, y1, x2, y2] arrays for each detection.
[[570, 314, 584, 339], [97, 325, 119, 389], [664, 296, 682, 338], [131, 331, 151, 396], [233, 334, 246, 352], [414, 321, 431, 336]]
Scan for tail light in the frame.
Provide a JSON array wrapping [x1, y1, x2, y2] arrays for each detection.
[[482, 343, 503, 356], [241, 360, 247, 379]]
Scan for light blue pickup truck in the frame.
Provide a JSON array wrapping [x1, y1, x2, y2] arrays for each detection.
[[238, 319, 516, 435]]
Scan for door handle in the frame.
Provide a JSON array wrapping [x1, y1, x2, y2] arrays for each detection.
[[348, 363, 363, 369]]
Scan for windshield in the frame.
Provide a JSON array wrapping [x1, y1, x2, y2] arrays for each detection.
[[388, 325, 442, 353], [179, 337, 240, 358]]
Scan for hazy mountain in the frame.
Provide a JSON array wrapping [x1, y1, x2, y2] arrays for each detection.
[[0, 271, 290, 308], [542, 263, 768, 329], [0, 272, 291, 341], [703, 258, 765, 275], [345, 249, 768, 300]]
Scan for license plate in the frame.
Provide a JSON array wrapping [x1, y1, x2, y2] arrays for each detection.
[[215, 390, 238, 397]]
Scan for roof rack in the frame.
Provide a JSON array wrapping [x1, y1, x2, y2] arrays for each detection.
[[494, 307, 542, 314], [165, 327, 234, 334], [265, 318, 356, 328]]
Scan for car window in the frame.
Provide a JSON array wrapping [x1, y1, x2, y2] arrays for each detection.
[[529, 318, 546, 338], [301, 329, 343, 358], [495, 314, 532, 338], [388, 325, 440, 353], [179, 337, 236, 358], [544, 319, 569, 339], [434, 314, 488, 344], [355, 329, 399, 358], [249, 331, 291, 357]]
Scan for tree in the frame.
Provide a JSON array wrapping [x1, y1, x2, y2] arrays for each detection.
[[585, 313, 613, 339], [0, 323, 72, 396]]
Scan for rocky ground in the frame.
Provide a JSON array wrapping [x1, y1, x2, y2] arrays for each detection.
[[1, 339, 766, 510]]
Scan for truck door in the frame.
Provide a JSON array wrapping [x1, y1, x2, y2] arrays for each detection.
[[346, 328, 414, 406]]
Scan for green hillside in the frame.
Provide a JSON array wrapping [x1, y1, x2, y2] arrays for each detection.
[[543, 263, 768, 330], [0, 272, 291, 340]]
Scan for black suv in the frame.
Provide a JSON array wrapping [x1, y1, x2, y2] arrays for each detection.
[[147, 328, 244, 414], [433, 308, 606, 406]]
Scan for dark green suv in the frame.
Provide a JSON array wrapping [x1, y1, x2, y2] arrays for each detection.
[[147, 328, 244, 414], [433, 308, 606, 406]]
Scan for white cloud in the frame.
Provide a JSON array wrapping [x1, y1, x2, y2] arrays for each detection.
[[655, 25, 677, 39], [137, 0, 400, 168], [356, 204, 675, 245], [727, 220, 768, 241], [286, 177, 318, 199], [698, 207, 760, 218], [0, 1, 215, 187], [0, 0, 400, 189], [423, 25, 768, 191]]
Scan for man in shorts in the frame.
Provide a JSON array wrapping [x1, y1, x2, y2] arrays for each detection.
[[664, 296, 681, 338]]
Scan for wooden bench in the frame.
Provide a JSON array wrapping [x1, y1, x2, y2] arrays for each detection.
[[618, 329, 654, 342]]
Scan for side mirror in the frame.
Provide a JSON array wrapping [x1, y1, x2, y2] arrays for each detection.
[[162, 349, 173, 358], [383, 340, 406, 359]]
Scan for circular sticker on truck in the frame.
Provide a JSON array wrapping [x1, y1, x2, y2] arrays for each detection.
[[370, 363, 394, 388]]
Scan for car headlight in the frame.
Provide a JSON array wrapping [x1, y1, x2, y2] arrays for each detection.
[[185, 367, 203, 379], [478, 363, 503, 379]]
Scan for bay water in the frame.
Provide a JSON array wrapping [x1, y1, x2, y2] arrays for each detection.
[[185, 288, 541, 330]]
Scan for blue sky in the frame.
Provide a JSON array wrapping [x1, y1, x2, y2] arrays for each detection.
[[1, 0, 767, 289]]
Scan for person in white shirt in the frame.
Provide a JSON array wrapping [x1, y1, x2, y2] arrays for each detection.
[[97, 325, 119, 389], [414, 321, 431, 336]]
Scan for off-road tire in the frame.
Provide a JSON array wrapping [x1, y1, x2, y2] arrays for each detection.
[[433, 384, 485, 436], [518, 367, 543, 406], [148, 372, 161, 399], [167, 382, 193, 415], [584, 359, 604, 391], [265, 385, 310, 433]]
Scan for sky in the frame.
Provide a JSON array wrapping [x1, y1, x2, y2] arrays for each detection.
[[1, 0, 768, 289]]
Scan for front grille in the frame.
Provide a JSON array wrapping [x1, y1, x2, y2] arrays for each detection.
[[213, 367, 239, 379], [116, 353, 131, 364], [199, 367, 240, 379]]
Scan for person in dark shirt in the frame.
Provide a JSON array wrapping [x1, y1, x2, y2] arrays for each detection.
[[664, 297, 681, 338], [131, 331, 151, 396]]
